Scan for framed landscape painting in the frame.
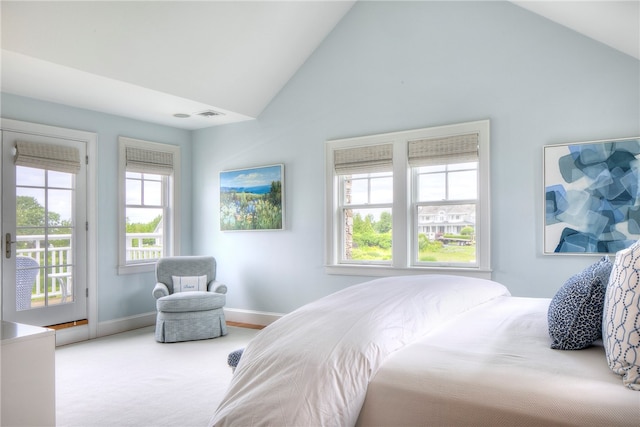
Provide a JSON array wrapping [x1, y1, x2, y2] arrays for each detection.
[[220, 164, 284, 231], [544, 137, 640, 254]]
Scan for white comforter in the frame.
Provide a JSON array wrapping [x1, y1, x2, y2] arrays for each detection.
[[210, 275, 510, 426]]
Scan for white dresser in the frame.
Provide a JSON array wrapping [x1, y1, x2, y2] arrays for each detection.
[[1, 321, 56, 426]]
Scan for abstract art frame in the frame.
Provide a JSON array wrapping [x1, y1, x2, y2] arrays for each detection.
[[220, 164, 284, 231], [544, 137, 640, 254]]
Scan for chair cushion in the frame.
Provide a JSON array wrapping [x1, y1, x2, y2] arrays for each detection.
[[157, 291, 225, 313]]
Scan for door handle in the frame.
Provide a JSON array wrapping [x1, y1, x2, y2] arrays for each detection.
[[5, 233, 17, 259]]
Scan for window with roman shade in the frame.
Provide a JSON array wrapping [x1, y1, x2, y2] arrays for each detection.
[[332, 143, 394, 264], [125, 146, 174, 175], [408, 133, 478, 167], [325, 120, 490, 278], [118, 137, 181, 274], [334, 143, 393, 175], [15, 140, 81, 174], [410, 132, 480, 267]]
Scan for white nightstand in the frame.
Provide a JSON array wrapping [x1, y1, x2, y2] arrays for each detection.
[[1, 321, 56, 426]]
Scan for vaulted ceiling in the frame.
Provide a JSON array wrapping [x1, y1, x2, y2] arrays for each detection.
[[1, 1, 638, 130]]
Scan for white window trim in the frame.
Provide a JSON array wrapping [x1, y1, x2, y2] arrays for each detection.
[[117, 137, 180, 275], [325, 120, 491, 279]]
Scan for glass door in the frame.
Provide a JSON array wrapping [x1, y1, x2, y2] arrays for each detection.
[[2, 130, 87, 327]]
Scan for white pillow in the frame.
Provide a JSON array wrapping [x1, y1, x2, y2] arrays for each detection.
[[602, 241, 640, 390], [172, 275, 208, 293]]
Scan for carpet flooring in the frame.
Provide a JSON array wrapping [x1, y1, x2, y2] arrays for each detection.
[[55, 325, 259, 427]]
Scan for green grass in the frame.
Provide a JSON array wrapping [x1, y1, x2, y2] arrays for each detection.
[[350, 244, 476, 263], [419, 244, 475, 263]]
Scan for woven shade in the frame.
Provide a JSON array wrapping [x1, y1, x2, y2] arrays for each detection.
[[15, 140, 81, 174], [334, 144, 393, 175], [408, 133, 478, 167], [126, 146, 174, 175]]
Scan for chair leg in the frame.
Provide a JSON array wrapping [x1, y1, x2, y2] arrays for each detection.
[[57, 278, 69, 303]]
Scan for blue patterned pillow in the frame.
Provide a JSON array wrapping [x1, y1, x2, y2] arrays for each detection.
[[228, 348, 244, 371], [548, 257, 612, 350], [603, 242, 640, 390]]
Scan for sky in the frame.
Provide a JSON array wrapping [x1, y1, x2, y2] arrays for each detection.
[[220, 164, 282, 189]]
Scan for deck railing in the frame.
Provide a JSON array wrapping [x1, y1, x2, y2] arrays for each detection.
[[16, 234, 71, 302], [125, 232, 163, 261], [16, 233, 162, 304]]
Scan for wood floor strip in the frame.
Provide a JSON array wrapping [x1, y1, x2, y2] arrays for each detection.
[[226, 321, 264, 330], [47, 319, 89, 330]]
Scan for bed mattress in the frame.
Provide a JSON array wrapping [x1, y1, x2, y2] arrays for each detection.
[[357, 296, 640, 426]]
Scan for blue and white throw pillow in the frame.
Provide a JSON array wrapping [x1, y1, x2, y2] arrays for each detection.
[[548, 256, 612, 350], [603, 242, 640, 390], [172, 275, 208, 293], [228, 348, 244, 370]]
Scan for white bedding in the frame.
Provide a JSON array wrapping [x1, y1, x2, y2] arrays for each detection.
[[357, 296, 640, 426], [210, 275, 510, 426]]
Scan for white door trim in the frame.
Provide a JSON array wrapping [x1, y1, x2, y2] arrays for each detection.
[[1, 118, 98, 342]]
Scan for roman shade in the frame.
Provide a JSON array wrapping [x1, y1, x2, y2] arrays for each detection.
[[125, 146, 174, 175], [408, 133, 478, 167], [334, 143, 393, 175], [15, 140, 81, 174]]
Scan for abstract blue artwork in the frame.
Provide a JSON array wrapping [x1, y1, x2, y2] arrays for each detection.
[[544, 138, 640, 254]]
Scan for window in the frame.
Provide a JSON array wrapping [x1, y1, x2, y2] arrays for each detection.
[[118, 137, 180, 274], [325, 120, 490, 278], [335, 143, 394, 264]]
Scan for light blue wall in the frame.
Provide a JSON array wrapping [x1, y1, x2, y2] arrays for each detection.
[[2, 2, 638, 322], [192, 1, 640, 314], [1, 93, 193, 322]]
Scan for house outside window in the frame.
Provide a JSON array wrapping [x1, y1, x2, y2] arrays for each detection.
[[325, 120, 490, 278], [118, 137, 180, 274]]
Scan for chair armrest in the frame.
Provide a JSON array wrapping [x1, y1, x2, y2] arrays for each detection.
[[153, 282, 170, 299], [209, 280, 227, 294]]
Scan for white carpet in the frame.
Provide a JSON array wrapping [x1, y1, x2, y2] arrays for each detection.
[[55, 326, 258, 427]]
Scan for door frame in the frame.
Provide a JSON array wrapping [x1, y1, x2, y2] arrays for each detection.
[[1, 118, 97, 345]]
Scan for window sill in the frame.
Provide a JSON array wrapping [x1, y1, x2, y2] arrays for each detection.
[[324, 264, 492, 280], [118, 262, 156, 275]]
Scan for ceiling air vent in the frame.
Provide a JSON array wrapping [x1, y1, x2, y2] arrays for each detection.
[[195, 109, 224, 118]]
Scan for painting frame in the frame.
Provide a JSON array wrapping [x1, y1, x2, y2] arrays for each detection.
[[543, 136, 640, 255], [220, 163, 285, 231]]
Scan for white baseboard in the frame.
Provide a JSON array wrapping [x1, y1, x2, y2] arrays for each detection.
[[56, 308, 281, 346], [55, 314, 155, 347], [55, 324, 90, 346], [224, 308, 283, 327], [94, 308, 282, 335], [96, 312, 156, 338]]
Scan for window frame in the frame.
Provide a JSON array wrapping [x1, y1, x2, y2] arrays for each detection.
[[325, 120, 491, 279], [118, 137, 181, 275]]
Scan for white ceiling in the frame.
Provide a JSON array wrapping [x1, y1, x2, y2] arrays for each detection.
[[1, 1, 638, 130], [513, 1, 639, 60]]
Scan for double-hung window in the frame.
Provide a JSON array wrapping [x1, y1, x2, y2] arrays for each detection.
[[325, 120, 490, 278], [118, 137, 180, 274], [335, 144, 394, 264]]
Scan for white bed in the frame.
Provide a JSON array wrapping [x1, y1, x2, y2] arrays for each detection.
[[357, 296, 639, 426], [210, 275, 640, 426]]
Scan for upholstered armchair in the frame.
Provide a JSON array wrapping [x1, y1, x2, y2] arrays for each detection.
[[153, 256, 228, 343]]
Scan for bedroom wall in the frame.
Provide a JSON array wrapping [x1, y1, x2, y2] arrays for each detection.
[[0, 93, 193, 323], [192, 1, 640, 314]]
